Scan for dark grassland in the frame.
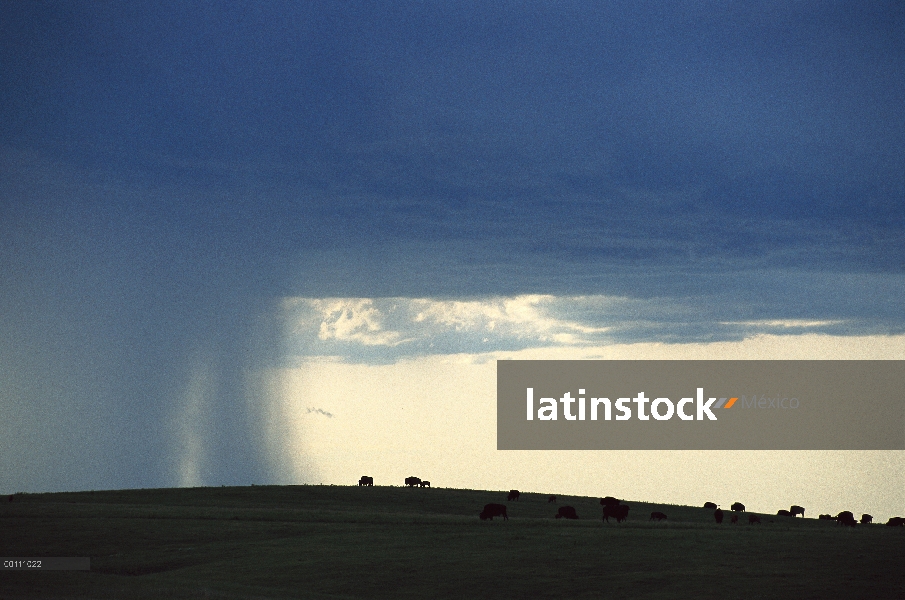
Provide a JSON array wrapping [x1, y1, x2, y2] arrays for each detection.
[[1, 485, 902, 599]]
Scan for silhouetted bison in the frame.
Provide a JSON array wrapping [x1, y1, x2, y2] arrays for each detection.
[[885, 516, 904, 527], [777, 510, 792, 516], [731, 502, 745, 512], [730, 514, 739, 524], [420, 481, 431, 488], [860, 514, 872, 524], [600, 496, 620, 507], [548, 495, 557, 503], [479, 503, 508, 521], [508, 490, 520, 501], [358, 476, 373, 487], [790, 505, 805, 517], [405, 476, 421, 487], [748, 515, 761, 524], [649, 511, 667, 521], [836, 511, 857, 527], [703, 502, 717, 509], [603, 503, 630, 523], [818, 514, 836, 521], [714, 508, 724, 524], [555, 506, 579, 519]]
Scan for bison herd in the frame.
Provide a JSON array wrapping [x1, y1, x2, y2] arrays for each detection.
[[354, 478, 903, 528], [814, 512, 904, 527], [356, 476, 433, 488], [706, 502, 902, 527]]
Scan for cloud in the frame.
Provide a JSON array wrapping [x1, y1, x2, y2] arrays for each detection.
[[719, 319, 844, 329], [283, 295, 613, 362], [310, 299, 405, 347], [279, 294, 904, 364], [305, 407, 335, 418]]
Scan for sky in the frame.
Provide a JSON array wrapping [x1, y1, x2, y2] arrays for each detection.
[[1, 2, 903, 520]]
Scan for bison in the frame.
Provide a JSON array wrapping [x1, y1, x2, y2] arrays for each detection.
[[420, 481, 431, 488], [818, 514, 836, 521], [507, 490, 520, 501], [479, 503, 508, 521], [714, 508, 724, 524], [730, 514, 739, 524], [731, 502, 745, 512], [748, 515, 761, 524], [548, 495, 557, 503], [555, 506, 579, 520], [790, 505, 805, 517], [603, 503, 630, 523], [860, 514, 872, 525], [600, 496, 620, 507], [358, 476, 373, 487], [703, 502, 718, 509], [405, 476, 422, 487], [649, 511, 667, 521], [836, 511, 857, 527], [885, 516, 904, 527], [777, 510, 792, 516]]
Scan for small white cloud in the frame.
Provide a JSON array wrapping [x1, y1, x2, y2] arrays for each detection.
[[311, 299, 403, 346], [305, 407, 334, 418], [720, 319, 845, 328]]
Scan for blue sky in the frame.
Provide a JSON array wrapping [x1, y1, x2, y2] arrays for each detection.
[[1, 2, 903, 513]]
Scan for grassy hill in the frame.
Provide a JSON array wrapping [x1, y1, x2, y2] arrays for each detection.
[[1, 485, 902, 599]]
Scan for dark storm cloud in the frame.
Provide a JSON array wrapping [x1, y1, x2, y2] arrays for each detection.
[[3, 2, 902, 259]]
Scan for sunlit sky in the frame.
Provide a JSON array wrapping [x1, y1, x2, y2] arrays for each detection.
[[1, 2, 903, 520]]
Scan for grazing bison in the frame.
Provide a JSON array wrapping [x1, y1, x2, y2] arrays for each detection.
[[860, 514, 872, 525], [730, 514, 739, 524], [703, 502, 718, 509], [405, 476, 422, 487], [748, 515, 761, 524], [790, 505, 805, 517], [603, 503, 630, 523], [479, 503, 508, 521], [600, 496, 620, 507], [548, 495, 557, 503], [507, 490, 520, 501], [818, 514, 836, 521], [649, 511, 667, 522], [358, 476, 373, 487], [836, 511, 857, 527], [885, 516, 904, 527], [714, 508, 724, 524], [555, 506, 579, 520], [777, 510, 792, 516], [731, 502, 745, 512], [420, 481, 431, 488]]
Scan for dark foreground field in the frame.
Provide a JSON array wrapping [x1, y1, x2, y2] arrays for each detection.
[[1, 485, 903, 599]]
